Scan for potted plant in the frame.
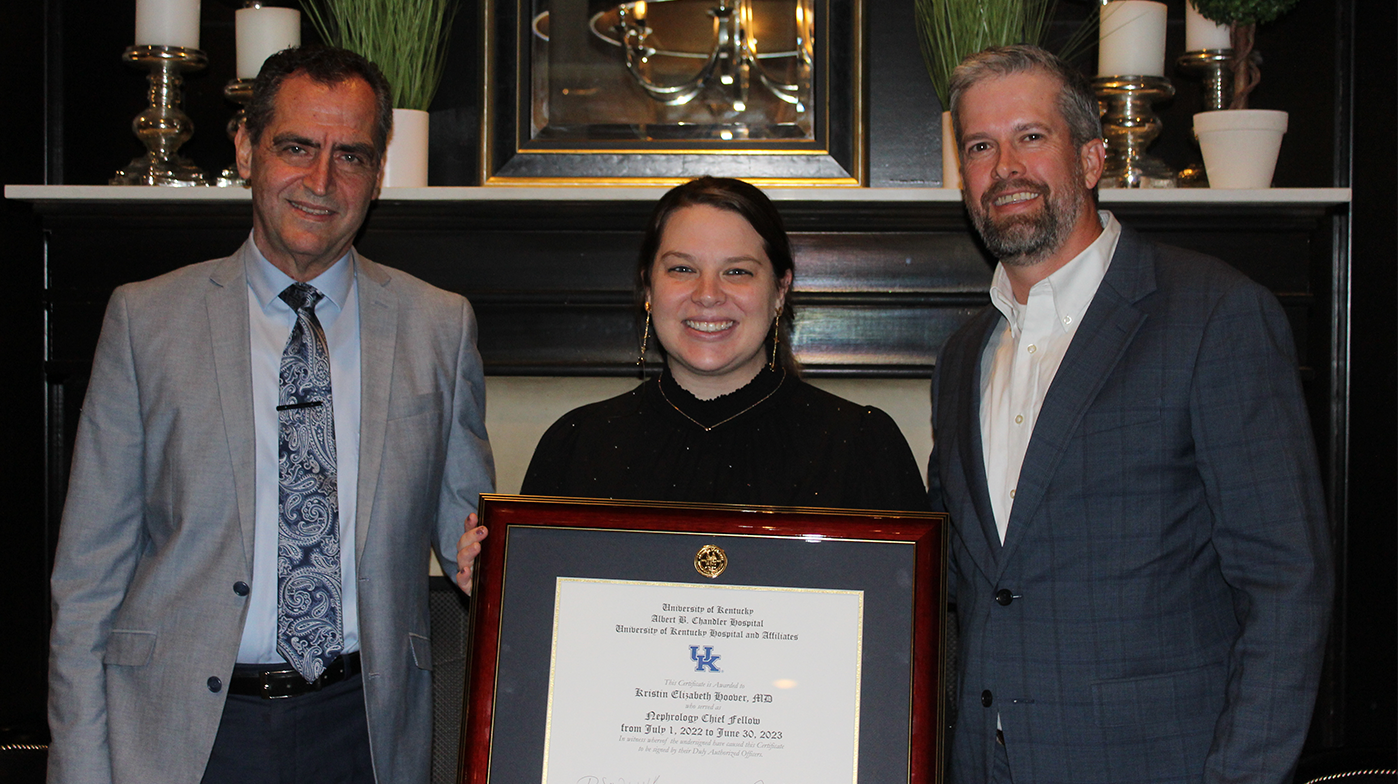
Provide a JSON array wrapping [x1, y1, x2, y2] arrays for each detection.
[[300, 0, 459, 187], [1189, 0, 1300, 187], [914, 0, 1092, 188]]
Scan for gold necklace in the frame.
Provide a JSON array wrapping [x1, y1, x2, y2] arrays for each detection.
[[658, 369, 787, 432]]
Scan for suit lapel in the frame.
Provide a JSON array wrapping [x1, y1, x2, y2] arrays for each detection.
[[354, 254, 397, 568], [949, 307, 1005, 583], [996, 227, 1156, 574], [207, 246, 257, 569]]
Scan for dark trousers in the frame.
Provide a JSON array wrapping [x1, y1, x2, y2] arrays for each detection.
[[201, 674, 375, 784]]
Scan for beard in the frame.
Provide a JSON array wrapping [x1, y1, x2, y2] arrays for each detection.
[[967, 165, 1090, 267]]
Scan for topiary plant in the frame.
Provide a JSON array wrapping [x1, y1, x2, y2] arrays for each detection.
[[1192, 0, 1301, 109]]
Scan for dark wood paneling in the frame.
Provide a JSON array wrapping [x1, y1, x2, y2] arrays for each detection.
[[35, 199, 1339, 379]]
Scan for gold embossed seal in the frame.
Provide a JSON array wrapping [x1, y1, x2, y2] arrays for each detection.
[[694, 544, 728, 578]]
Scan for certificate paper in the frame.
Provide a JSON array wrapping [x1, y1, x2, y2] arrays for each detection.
[[541, 578, 864, 784]]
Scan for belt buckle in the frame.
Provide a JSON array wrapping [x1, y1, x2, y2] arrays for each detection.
[[258, 665, 320, 695], [258, 670, 299, 699], [254, 656, 344, 698]]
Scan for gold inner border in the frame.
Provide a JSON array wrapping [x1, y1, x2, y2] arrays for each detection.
[[540, 576, 865, 784]]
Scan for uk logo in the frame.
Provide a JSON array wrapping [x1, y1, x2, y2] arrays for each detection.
[[689, 645, 721, 672]]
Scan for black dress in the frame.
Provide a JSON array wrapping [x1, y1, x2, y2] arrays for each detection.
[[521, 366, 931, 512]]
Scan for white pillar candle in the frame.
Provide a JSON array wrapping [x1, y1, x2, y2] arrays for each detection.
[[1098, 0, 1167, 77], [1185, 1, 1232, 51], [135, 0, 201, 49], [236, 6, 301, 79]]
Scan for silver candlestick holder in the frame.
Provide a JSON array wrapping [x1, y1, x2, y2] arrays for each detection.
[[111, 45, 210, 186], [215, 78, 254, 187], [1094, 75, 1176, 189], [1175, 49, 1234, 187]]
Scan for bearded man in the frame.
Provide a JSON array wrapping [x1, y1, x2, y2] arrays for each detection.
[[928, 45, 1332, 784]]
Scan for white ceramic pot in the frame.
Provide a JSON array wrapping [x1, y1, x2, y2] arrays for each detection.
[[1194, 109, 1288, 189], [382, 108, 430, 188], [941, 110, 960, 190]]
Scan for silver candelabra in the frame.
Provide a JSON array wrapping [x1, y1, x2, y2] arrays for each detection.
[[1175, 49, 1234, 187], [111, 45, 210, 186], [215, 79, 254, 187], [1094, 75, 1176, 189]]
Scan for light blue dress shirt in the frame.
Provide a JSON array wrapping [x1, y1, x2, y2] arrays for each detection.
[[237, 238, 363, 664]]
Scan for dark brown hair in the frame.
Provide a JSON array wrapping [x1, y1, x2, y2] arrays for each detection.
[[636, 177, 799, 375]]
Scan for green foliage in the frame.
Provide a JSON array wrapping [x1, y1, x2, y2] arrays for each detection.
[[300, 0, 458, 111], [914, 0, 1093, 108], [1191, 0, 1300, 27]]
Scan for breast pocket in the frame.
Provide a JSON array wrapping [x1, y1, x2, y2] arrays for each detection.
[[387, 390, 443, 422], [1070, 400, 1176, 503], [1078, 401, 1162, 436]]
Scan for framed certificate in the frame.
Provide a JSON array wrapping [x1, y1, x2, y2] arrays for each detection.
[[458, 495, 946, 784]]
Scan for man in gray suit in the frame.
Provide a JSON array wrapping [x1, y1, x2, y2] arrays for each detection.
[[929, 46, 1332, 784], [47, 46, 493, 783]]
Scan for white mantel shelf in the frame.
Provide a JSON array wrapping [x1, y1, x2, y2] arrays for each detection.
[[4, 184, 1353, 206]]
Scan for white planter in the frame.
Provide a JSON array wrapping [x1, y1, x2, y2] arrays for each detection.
[[1194, 109, 1288, 189], [941, 111, 960, 190], [382, 108, 430, 188]]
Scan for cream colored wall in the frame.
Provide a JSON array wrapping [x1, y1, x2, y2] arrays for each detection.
[[482, 376, 933, 494], [483, 377, 636, 494]]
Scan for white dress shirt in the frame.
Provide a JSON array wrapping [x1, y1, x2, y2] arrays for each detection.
[[237, 238, 363, 664], [980, 211, 1122, 544]]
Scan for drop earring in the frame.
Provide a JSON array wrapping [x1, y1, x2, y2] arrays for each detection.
[[638, 300, 652, 373], [769, 306, 782, 371]]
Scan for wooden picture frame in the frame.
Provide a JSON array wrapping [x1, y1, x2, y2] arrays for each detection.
[[479, 0, 866, 184], [458, 494, 946, 783]]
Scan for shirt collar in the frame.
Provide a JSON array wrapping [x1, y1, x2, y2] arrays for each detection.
[[988, 210, 1122, 334], [245, 234, 356, 313]]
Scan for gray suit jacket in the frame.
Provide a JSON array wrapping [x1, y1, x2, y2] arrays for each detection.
[[929, 226, 1332, 784], [47, 241, 495, 784]]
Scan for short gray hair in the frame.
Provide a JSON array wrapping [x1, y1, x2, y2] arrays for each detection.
[[245, 45, 394, 158], [948, 45, 1102, 151]]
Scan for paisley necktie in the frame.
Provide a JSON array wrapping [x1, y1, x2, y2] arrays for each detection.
[[276, 282, 343, 682]]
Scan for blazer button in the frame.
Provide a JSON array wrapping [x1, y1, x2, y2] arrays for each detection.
[[208, 676, 222, 693], [981, 690, 993, 708], [995, 589, 1014, 606], [233, 581, 250, 596]]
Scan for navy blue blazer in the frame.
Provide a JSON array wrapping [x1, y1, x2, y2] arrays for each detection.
[[929, 225, 1332, 784]]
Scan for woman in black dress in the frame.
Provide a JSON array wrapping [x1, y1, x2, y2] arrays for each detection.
[[521, 177, 929, 512]]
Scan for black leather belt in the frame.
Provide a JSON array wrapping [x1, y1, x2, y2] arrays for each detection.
[[229, 652, 361, 699]]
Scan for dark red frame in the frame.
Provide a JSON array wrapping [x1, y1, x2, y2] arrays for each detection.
[[456, 494, 947, 784]]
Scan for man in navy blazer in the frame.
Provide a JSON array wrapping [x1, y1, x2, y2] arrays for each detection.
[[928, 46, 1332, 784]]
